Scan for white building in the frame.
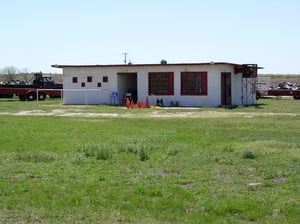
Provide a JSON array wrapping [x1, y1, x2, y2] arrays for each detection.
[[52, 62, 259, 107]]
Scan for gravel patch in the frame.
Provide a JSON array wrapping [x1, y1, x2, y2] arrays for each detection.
[[1, 109, 297, 118]]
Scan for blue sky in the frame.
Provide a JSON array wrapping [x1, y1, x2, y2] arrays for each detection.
[[1, 0, 299, 74]]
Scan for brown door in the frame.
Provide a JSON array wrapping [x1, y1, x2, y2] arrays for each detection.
[[221, 72, 232, 105]]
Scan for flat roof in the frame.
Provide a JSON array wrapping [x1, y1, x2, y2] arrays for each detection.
[[51, 62, 242, 69]]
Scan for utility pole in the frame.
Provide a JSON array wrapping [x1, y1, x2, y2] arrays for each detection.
[[122, 52, 128, 64]]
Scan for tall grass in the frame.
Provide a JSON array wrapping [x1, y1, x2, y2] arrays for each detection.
[[78, 142, 112, 160], [0, 98, 300, 223]]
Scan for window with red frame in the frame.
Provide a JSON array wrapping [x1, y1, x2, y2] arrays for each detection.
[[72, 77, 78, 83], [181, 72, 207, 95], [87, 76, 93, 82], [148, 72, 174, 95]]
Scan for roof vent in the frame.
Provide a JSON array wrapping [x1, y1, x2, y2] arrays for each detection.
[[160, 59, 167, 64]]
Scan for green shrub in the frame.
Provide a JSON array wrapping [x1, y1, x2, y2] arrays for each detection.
[[79, 142, 112, 160], [119, 143, 138, 154], [242, 150, 257, 159], [139, 146, 149, 161], [96, 145, 112, 160], [168, 145, 182, 156], [14, 152, 57, 163], [78, 143, 96, 157], [119, 142, 151, 161]]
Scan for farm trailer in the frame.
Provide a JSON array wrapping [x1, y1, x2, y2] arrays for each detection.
[[257, 77, 300, 99], [0, 72, 62, 101], [257, 89, 300, 99]]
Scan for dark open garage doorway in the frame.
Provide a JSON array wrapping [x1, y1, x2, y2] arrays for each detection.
[[117, 73, 137, 104], [221, 72, 232, 106]]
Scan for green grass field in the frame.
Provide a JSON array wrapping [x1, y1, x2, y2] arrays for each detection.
[[0, 97, 300, 223]]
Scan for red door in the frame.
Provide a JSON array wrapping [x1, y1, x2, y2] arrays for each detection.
[[221, 72, 232, 105]]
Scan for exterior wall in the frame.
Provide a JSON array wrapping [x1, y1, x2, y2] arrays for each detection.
[[137, 64, 225, 107], [63, 67, 118, 105], [62, 64, 256, 106], [232, 73, 242, 105]]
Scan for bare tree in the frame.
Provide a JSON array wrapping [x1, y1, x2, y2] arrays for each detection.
[[0, 66, 31, 83], [1, 66, 19, 82], [19, 68, 32, 82]]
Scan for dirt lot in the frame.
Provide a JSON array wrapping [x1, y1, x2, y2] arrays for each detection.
[[0, 108, 297, 119]]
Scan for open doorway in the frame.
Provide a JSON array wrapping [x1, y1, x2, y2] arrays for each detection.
[[117, 73, 137, 104], [221, 72, 232, 105]]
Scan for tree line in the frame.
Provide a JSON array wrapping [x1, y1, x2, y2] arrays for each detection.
[[0, 66, 63, 83], [0, 66, 32, 82]]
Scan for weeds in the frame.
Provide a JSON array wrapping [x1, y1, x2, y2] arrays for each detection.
[[78, 142, 112, 160], [242, 150, 257, 159], [119, 141, 151, 161], [139, 146, 149, 161], [14, 152, 57, 163], [168, 145, 182, 156], [78, 141, 151, 161], [119, 143, 138, 154], [1, 98, 300, 223]]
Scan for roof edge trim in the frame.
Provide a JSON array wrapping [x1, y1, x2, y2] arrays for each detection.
[[51, 62, 244, 69]]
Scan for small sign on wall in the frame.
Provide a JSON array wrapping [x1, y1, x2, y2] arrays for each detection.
[[112, 92, 118, 99], [112, 92, 118, 105]]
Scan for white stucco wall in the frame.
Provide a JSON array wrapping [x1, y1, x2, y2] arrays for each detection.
[[63, 67, 118, 105], [61, 64, 256, 106]]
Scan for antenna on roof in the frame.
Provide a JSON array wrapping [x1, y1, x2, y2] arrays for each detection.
[[122, 52, 128, 64]]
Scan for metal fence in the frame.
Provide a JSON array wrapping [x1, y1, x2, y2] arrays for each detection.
[[36, 88, 119, 106]]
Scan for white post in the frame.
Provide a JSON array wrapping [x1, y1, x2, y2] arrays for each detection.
[[36, 89, 39, 107], [61, 89, 63, 105], [85, 90, 87, 106]]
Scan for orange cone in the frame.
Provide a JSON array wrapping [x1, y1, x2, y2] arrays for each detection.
[[126, 98, 130, 108], [141, 101, 145, 108], [145, 96, 150, 108], [130, 100, 134, 109]]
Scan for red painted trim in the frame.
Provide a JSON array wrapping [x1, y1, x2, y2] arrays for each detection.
[[181, 72, 207, 96], [52, 62, 241, 69], [117, 72, 138, 75], [221, 72, 232, 105], [202, 72, 207, 95], [148, 72, 174, 95], [87, 76, 93, 82], [103, 76, 108, 83]]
